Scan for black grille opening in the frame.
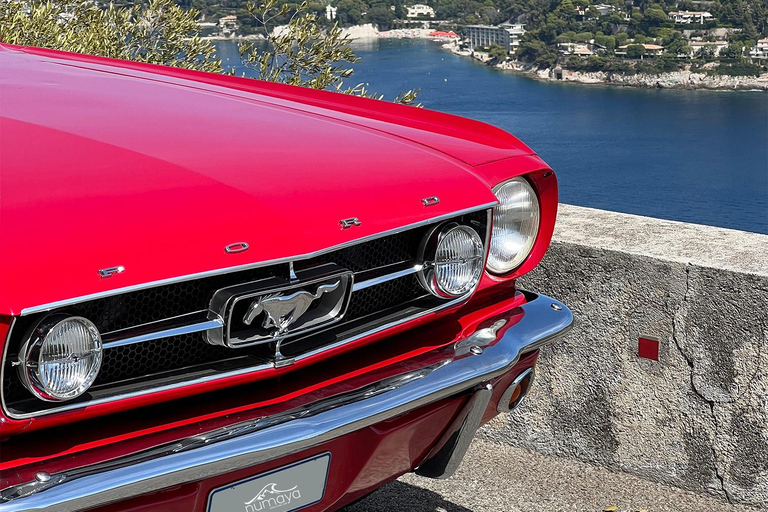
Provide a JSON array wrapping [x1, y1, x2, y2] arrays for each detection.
[[70, 265, 283, 334], [296, 227, 421, 273], [3, 209, 489, 413]]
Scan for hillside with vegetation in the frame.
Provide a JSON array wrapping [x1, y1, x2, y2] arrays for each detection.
[[169, 0, 409, 31], [168, 0, 764, 37], [135, 0, 766, 79], [170, 0, 765, 73], [505, 0, 766, 76]]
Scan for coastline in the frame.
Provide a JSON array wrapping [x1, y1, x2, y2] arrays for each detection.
[[442, 42, 768, 92], [344, 25, 460, 41], [502, 61, 768, 91], [207, 25, 454, 41], [200, 34, 264, 41], [205, 26, 766, 91]]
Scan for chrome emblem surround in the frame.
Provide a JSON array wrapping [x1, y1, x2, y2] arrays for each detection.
[[206, 264, 354, 354]]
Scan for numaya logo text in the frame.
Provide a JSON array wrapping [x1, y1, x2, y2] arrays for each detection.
[[243, 483, 301, 511]]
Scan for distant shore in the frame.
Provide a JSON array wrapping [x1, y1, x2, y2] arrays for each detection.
[[200, 34, 264, 41], [342, 24, 459, 41], [208, 24, 457, 41], [207, 27, 766, 91], [443, 41, 768, 92]]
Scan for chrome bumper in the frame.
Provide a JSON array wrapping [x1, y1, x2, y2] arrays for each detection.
[[0, 292, 572, 512]]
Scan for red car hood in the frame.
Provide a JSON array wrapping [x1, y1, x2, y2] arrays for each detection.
[[0, 46, 532, 315]]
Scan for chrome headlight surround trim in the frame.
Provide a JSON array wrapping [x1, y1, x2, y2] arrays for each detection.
[[418, 222, 485, 299], [487, 177, 541, 275], [17, 315, 103, 402]]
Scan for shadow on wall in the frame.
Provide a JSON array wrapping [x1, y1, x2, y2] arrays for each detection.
[[343, 481, 473, 512]]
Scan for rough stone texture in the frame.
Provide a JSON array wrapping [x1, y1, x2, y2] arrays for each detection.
[[479, 205, 768, 508]]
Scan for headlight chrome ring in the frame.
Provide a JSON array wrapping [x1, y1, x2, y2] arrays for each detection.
[[418, 222, 484, 298], [487, 177, 541, 275], [17, 315, 103, 402]]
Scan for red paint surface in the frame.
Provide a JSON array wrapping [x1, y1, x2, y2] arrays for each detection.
[[0, 44, 557, 431], [0, 44, 553, 316], [638, 336, 660, 361], [0, 45, 558, 509]]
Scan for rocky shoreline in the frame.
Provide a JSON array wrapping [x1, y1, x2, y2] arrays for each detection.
[[444, 43, 768, 91], [503, 61, 768, 91]]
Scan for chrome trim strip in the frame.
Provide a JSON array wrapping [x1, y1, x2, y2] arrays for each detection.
[[20, 203, 497, 316], [102, 318, 224, 350], [352, 265, 421, 292], [95, 261, 412, 350], [0, 316, 18, 424], [95, 265, 415, 348], [0, 293, 572, 512]]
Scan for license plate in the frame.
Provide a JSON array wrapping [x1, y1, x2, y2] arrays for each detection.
[[207, 453, 331, 512]]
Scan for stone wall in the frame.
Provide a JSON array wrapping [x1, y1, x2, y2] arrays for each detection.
[[480, 205, 768, 508]]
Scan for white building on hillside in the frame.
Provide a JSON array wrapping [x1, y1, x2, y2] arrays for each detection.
[[465, 23, 525, 52], [689, 40, 728, 57], [558, 43, 594, 57], [326, 4, 337, 20], [616, 43, 665, 57], [669, 11, 713, 24], [406, 4, 435, 18], [218, 15, 238, 36], [749, 39, 768, 60], [593, 4, 614, 16]]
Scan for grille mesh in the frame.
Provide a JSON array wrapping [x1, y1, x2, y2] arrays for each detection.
[[95, 333, 237, 386], [69, 267, 278, 334], [297, 228, 420, 273], [3, 210, 488, 410]]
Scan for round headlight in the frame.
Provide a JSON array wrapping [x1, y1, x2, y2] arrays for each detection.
[[419, 223, 484, 298], [18, 315, 103, 401], [487, 177, 541, 274]]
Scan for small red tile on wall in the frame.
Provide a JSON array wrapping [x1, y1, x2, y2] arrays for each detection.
[[638, 336, 660, 361]]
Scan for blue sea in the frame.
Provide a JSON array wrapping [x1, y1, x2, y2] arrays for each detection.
[[215, 39, 768, 234]]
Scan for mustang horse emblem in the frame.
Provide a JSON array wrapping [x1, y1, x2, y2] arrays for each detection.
[[242, 281, 341, 335]]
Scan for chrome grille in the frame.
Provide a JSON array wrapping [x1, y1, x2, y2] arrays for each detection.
[[2, 208, 490, 417]]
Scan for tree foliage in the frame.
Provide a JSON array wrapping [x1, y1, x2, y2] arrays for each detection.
[[239, 0, 419, 102], [240, 0, 357, 90], [711, 61, 762, 77], [0, 0, 419, 104], [625, 43, 647, 59], [0, 0, 222, 72], [487, 44, 508, 63]]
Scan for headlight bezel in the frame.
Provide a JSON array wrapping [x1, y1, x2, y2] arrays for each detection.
[[418, 222, 485, 299], [486, 176, 541, 276], [18, 314, 103, 402]]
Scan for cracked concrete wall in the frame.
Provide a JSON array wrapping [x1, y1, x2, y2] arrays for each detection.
[[479, 205, 768, 508]]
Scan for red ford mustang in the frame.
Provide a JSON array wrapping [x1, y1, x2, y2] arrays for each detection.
[[0, 44, 572, 512]]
